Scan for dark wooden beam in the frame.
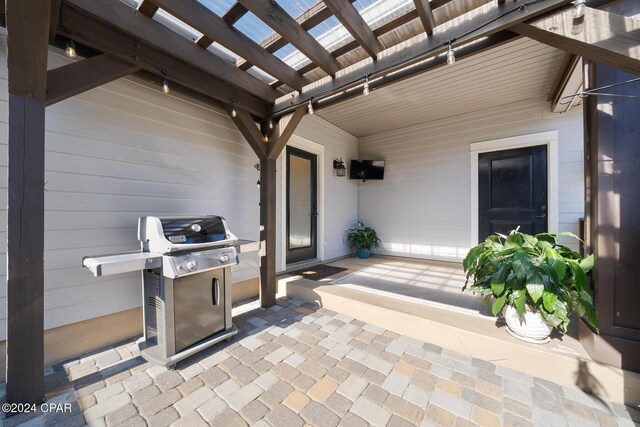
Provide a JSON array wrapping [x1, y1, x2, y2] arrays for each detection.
[[322, 0, 383, 59], [237, 0, 341, 77], [267, 106, 307, 159], [258, 156, 277, 307], [274, 0, 571, 115], [49, 0, 62, 42], [513, 6, 640, 76], [223, 3, 248, 25], [65, 0, 279, 101], [413, 0, 437, 36], [6, 0, 50, 406], [547, 53, 580, 108], [59, 4, 268, 117], [137, 0, 158, 17], [227, 107, 268, 158], [145, 0, 305, 91], [46, 54, 139, 106]]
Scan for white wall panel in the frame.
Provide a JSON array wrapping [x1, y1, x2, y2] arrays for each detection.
[[357, 98, 584, 262]]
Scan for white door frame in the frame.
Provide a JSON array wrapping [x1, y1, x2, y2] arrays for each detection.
[[279, 134, 325, 271], [470, 130, 559, 247]]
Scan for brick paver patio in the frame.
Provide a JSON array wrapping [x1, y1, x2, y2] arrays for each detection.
[[1, 297, 638, 426]]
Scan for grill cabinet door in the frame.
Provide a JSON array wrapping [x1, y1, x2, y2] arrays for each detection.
[[173, 269, 225, 352]]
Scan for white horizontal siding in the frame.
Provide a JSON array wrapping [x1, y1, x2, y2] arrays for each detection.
[[0, 36, 356, 339], [357, 98, 584, 262]]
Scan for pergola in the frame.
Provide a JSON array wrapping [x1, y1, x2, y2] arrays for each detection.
[[3, 0, 639, 405]]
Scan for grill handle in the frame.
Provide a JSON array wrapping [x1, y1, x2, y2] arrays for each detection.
[[212, 277, 220, 306]]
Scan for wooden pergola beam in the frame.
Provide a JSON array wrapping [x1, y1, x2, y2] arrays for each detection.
[[65, 0, 279, 101], [237, 0, 341, 77], [322, 0, 383, 59], [137, 0, 158, 17], [5, 0, 50, 405], [223, 3, 248, 25], [59, 4, 268, 117], [46, 54, 140, 106], [413, 0, 437, 36], [512, 6, 640, 76], [274, 0, 572, 116], [49, 0, 62, 42], [145, 0, 305, 91], [547, 53, 580, 107], [227, 106, 307, 307]]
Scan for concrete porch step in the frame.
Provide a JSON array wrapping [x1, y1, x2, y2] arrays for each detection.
[[278, 274, 640, 407]]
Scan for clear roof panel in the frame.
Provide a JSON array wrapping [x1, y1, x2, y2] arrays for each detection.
[[199, 0, 236, 16], [233, 11, 275, 44]]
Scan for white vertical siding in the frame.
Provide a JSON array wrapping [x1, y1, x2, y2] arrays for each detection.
[[0, 35, 356, 339], [357, 98, 584, 261]]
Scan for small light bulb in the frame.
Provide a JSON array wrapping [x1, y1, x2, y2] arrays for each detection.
[[268, 119, 274, 130], [231, 106, 237, 118], [307, 99, 314, 115], [446, 44, 455, 65], [573, 0, 586, 19], [262, 134, 269, 142], [363, 76, 370, 96], [256, 179, 261, 188], [162, 79, 170, 94], [66, 40, 77, 59]]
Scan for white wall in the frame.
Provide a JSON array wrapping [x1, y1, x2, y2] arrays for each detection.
[[0, 35, 357, 339], [357, 98, 584, 261]]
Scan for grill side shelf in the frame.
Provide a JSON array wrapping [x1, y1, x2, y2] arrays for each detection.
[[82, 252, 163, 277]]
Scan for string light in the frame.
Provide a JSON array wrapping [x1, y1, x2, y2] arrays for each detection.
[[363, 75, 370, 96], [446, 40, 455, 65], [65, 40, 77, 59], [231, 100, 237, 118], [307, 99, 314, 115], [573, 0, 586, 19], [162, 79, 170, 94], [262, 133, 269, 143], [268, 116, 274, 129]]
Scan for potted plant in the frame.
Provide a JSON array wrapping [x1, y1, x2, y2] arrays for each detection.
[[347, 223, 381, 259], [462, 229, 598, 343]]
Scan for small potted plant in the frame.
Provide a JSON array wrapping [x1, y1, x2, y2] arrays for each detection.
[[463, 229, 598, 343], [347, 222, 381, 259]]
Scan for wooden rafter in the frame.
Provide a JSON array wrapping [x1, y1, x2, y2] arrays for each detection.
[[237, 0, 341, 77], [322, 0, 383, 59], [223, 3, 248, 25], [46, 54, 140, 106], [49, 0, 62, 42], [227, 107, 268, 158], [267, 105, 307, 159], [144, 0, 305, 91], [137, 0, 158, 17], [274, 0, 572, 115], [413, 0, 437, 36], [65, 0, 279, 101], [59, 4, 268, 117], [513, 6, 640, 77]]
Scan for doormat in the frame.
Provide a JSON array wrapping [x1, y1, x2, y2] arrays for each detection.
[[289, 264, 348, 281]]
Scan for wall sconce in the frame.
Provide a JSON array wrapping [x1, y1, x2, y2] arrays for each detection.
[[333, 158, 347, 177]]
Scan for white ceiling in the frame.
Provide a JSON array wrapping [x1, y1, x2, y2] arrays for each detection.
[[316, 37, 566, 137]]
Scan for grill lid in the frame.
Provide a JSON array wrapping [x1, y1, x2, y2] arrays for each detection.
[[138, 215, 238, 254]]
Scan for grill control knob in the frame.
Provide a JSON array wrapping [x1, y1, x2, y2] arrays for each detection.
[[191, 224, 202, 232], [186, 260, 198, 272], [219, 254, 230, 264]]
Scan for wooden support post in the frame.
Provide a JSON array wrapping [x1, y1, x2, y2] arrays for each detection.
[[5, 0, 50, 405], [228, 107, 306, 307], [259, 157, 278, 307]]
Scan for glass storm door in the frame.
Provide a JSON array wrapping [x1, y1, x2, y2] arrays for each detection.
[[286, 147, 317, 264]]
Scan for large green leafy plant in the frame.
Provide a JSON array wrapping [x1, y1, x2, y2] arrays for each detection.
[[346, 226, 381, 251], [463, 230, 598, 333]]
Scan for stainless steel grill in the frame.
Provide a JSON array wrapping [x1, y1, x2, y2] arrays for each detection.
[[83, 215, 258, 367]]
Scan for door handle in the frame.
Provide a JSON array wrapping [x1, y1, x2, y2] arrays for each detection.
[[536, 214, 547, 219], [211, 277, 220, 305]]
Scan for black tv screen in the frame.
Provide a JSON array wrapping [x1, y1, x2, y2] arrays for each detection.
[[350, 160, 385, 180]]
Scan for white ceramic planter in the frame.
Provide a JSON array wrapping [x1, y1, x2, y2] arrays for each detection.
[[503, 305, 553, 344]]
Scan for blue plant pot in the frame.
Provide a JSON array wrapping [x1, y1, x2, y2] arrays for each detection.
[[356, 248, 370, 259]]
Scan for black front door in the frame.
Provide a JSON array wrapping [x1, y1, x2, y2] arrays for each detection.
[[286, 147, 317, 264], [478, 145, 547, 242]]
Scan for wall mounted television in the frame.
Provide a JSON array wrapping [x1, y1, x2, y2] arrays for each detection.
[[349, 160, 385, 181]]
